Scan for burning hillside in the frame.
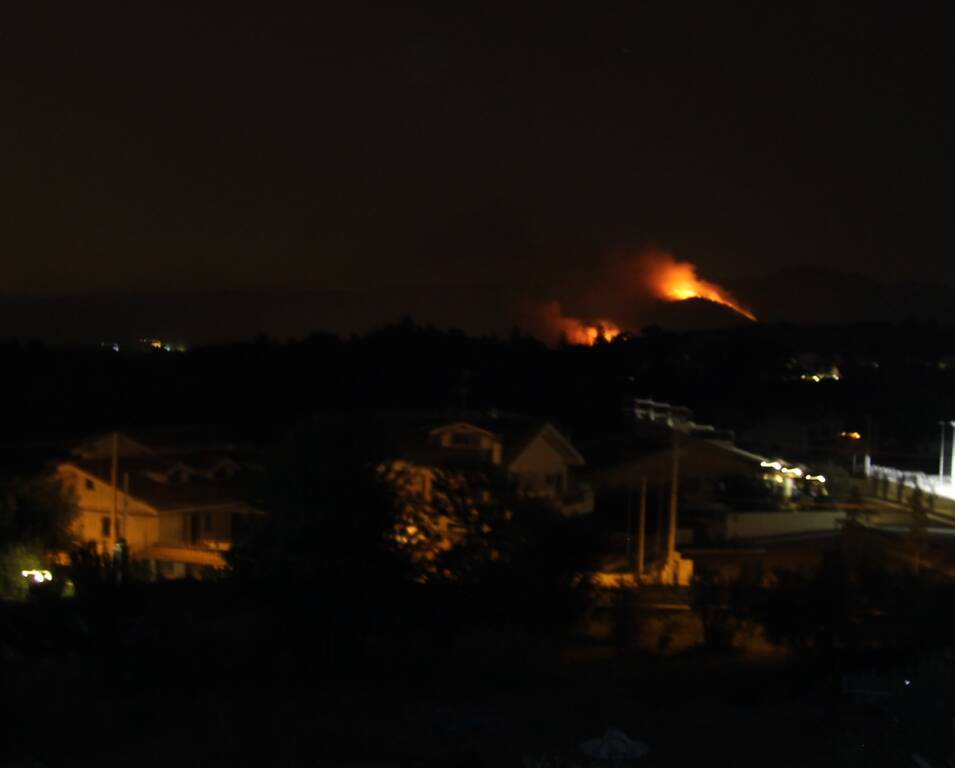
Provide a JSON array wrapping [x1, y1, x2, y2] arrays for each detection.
[[543, 249, 757, 345], [542, 302, 620, 345], [641, 249, 757, 321]]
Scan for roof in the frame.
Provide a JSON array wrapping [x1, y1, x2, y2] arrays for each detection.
[[62, 455, 263, 512], [587, 435, 774, 488], [381, 411, 586, 469], [506, 422, 586, 468], [71, 429, 258, 460], [140, 545, 228, 567], [72, 433, 154, 460]]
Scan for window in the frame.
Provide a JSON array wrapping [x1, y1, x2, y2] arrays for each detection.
[[204, 511, 213, 532], [231, 512, 244, 539], [101, 517, 111, 538], [85, 478, 95, 491]]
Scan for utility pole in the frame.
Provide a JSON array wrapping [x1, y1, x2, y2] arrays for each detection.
[[667, 430, 679, 564], [655, 487, 664, 561], [111, 431, 119, 550], [625, 472, 634, 570], [122, 471, 130, 544], [949, 422, 955, 486], [637, 476, 647, 577]]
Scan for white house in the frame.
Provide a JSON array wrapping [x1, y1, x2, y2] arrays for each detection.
[[402, 415, 594, 517], [58, 433, 261, 578]]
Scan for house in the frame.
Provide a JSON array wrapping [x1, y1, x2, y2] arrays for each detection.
[[598, 397, 827, 507], [585, 399, 834, 575], [57, 432, 262, 578], [399, 414, 594, 517], [376, 413, 592, 580]]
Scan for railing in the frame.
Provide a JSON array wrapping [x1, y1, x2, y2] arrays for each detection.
[[866, 463, 955, 502]]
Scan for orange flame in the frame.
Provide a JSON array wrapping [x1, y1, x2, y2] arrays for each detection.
[[560, 316, 621, 346], [642, 250, 757, 321], [543, 302, 620, 346]]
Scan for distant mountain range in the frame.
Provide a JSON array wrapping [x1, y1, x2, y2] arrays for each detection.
[[731, 266, 955, 326], [2, 267, 953, 345]]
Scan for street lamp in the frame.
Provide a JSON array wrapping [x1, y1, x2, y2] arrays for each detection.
[[949, 421, 955, 484], [940, 421, 947, 480]]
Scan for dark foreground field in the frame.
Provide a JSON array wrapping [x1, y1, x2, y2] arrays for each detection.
[[4, 583, 955, 767]]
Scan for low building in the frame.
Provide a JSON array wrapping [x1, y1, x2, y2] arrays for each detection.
[[399, 414, 594, 517], [599, 397, 828, 507], [57, 433, 262, 578], [586, 399, 833, 565], [377, 413, 592, 580]]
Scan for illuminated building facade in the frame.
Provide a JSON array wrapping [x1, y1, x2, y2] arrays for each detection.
[[57, 433, 261, 578], [388, 415, 594, 518]]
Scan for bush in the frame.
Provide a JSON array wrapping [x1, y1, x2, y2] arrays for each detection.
[[0, 544, 44, 601], [0, 475, 78, 600]]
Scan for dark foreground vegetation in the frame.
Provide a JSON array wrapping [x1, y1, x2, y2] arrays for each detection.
[[6, 518, 955, 766], [6, 322, 955, 765]]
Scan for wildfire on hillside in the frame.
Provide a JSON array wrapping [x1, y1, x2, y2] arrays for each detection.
[[642, 249, 757, 321], [559, 316, 621, 346], [542, 302, 620, 346], [542, 249, 756, 346]]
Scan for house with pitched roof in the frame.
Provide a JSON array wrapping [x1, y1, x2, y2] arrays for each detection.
[[393, 413, 593, 517], [57, 433, 262, 578]]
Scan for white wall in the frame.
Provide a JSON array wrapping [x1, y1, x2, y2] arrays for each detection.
[[509, 435, 567, 493], [724, 511, 846, 541]]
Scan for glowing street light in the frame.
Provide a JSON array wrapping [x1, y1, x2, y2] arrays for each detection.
[[940, 421, 947, 480], [21, 569, 53, 583], [949, 421, 955, 484]]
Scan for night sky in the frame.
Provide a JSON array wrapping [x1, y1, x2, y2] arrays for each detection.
[[2, 4, 951, 337]]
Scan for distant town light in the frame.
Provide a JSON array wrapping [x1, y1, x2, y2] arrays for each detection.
[[806, 474, 827, 484], [138, 338, 187, 352], [801, 367, 841, 383], [840, 431, 862, 440]]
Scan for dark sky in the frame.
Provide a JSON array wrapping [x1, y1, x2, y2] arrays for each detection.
[[2, 3, 951, 303]]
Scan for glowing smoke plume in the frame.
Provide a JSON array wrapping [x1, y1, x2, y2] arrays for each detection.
[[542, 302, 620, 346], [641, 249, 757, 321], [539, 249, 756, 345]]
